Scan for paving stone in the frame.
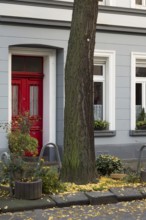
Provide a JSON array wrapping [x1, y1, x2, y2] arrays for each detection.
[[50, 192, 89, 207], [109, 187, 143, 202], [85, 191, 118, 205], [0, 213, 14, 220], [139, 187, 146, 198], [0, 196, 55, 213]]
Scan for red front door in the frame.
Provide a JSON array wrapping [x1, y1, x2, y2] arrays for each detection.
[[12, 56, 43, 153]]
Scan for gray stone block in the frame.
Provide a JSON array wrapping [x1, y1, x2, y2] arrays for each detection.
[[139, 187, 146, 198], [85, 191, 117, 205], [0, 196, 56, 213], [50, 192, 89, 207], [110, 187, 143, 202]]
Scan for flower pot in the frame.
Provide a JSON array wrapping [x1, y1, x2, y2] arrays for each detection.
[[110, 173, 127, 180], [140, 171, 146, 182], [15, 179, 42, 200]]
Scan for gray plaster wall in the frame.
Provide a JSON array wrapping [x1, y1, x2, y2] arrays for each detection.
[[0, 24, 68, 156], [95, 32, 146, 160], [1, 23, 146, 160]]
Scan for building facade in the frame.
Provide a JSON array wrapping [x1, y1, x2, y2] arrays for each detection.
[[1, 0, 146, 161]]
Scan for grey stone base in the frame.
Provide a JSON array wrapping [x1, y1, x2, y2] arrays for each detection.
[[2, 186, 146, 213], [110, 187, 143, 202], [85, 191, 117, 205], [50, 192, 89, 207]]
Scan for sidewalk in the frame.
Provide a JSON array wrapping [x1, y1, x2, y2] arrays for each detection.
[[1, 186, 146, 213]]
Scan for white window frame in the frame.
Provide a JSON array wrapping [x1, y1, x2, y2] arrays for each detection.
[[94, 50, 116, 130], [131, 52, 146, 130], [99, 0, 105, 5], [93, 62, 106, 120], [98, 0, 111, 6], [9, 47, 56, 146]]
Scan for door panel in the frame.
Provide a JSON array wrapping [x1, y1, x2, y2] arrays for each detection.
[[28, 79, 43, 151], [12, 78, 43, 153]]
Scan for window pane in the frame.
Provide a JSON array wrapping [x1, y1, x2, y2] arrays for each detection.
[[25, 57, 42, 72], [12, 85, 18, 116], [136, 83, 142, 120], [136, 0, 142, 5], [136, 67, 146, 77], [12, 56, 25, 71], [94, 82, 103, 120], [93, 65, 103, 76], [30, 86, 38, 116], [12, 56, 42, 73]]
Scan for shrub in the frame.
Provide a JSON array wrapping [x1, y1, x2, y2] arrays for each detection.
[[1, 111, 39, 157], [123, 172, 140, 183], [39, 167, 65, 194], [8, 131, 38, 156], [96, 154, 123, 176], [0, 154, 42, 183]]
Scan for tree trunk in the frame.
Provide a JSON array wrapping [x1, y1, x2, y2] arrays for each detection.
[[61, 0, 98, 184]]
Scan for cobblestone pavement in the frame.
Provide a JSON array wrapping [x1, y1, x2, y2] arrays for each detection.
[[1, 199, 146, 220]]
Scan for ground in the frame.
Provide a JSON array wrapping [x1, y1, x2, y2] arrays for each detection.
[[1, 199, 146, 219]]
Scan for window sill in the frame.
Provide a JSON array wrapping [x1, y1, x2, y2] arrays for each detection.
[[135, 5, 146, 10], [129, 130, 146, 136], [94, 130, 116, 137]]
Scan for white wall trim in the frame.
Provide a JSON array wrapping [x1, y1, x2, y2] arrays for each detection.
[[9, 47, 56, 146], [94, 50, 116, 130]]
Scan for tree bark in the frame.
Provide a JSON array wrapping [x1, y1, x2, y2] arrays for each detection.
[[61, 0, 98, 184]]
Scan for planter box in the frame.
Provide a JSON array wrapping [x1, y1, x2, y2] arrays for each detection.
[[15, 179, 42, 200], [110, 173, 127, 180]]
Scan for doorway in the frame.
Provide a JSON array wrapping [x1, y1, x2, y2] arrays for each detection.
[[12, 55, 43, 153]]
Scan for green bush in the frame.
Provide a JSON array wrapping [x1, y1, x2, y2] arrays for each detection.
[[123, 167, 140, 183], [94, 120, 109, 130], [136, 120, 146, 130], [96, 154, 123, 176], [137, 108, 146, 121], [136, 108, 146, 130], [1, 112, 39, 157], [39, 167, 65, 194], [0, 154, 42, 184], [8, 131, 38, 156]]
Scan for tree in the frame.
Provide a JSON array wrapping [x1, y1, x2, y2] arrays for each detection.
[[61, 0, 98, 184]]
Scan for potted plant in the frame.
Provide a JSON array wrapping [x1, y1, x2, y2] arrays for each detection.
[[0, 112, 42, 199], [94, 120, 109, 130], [0, 153, 43, 199], [14, 157, 43, 200]]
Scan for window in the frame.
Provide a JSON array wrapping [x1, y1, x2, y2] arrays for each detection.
[[12, 85, 19, 116], [131, 53, 146, 130], [93, 51, 115, 130], [12, 56, 43, 73], [135, 64, 146, 120], [135, 0, 146, 6], [136, 0, 142, 5], [93, 64, 105, 120]]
